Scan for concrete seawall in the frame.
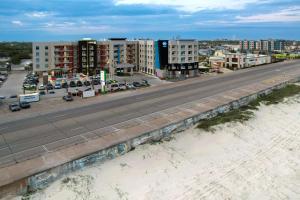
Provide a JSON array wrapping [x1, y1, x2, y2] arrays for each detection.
[[1, 74, 300, 198]]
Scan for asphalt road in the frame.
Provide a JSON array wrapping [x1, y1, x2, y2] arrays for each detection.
[[0, 60, 300, 163]]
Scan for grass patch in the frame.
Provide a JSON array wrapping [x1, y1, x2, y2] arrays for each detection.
[[197, 84, 300, 132]]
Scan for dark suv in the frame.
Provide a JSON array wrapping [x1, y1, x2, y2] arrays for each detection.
[[63, 95, 73, 101], [69, 81, 76, 87]]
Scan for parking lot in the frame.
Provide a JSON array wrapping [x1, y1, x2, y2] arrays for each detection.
[[0, 71, 26, 97], [0, 70, 171, 115]]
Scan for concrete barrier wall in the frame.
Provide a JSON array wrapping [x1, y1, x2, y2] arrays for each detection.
[[2, 78, 299, 197]]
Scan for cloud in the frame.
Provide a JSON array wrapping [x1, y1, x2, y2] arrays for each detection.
[[236, 6, 300, 23], [11, 20, 23, 26], [114, 0, 271, 12], [25, 11, 54, 18], [42, 21, 120, 34]]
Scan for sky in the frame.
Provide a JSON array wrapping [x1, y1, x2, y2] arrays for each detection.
[[0, 0, 299, 41]]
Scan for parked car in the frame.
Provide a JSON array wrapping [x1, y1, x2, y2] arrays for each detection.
[[77, 81, 83, 87], [54, 83, 61, 89], [69, 81, 76, 87], [38, 84, 45, 90], [92, 80, 99, 85], [141, 79, 150, 86], [62, 82, 68, 88], [118, 83, 127, 90], [133, 82, 142, 88], [9, 94, 18, 98], [46, 84, 54, 90], [126, 83, 136, 90], [63, 95, 73, 101], [110, 84, 119, 92], [19, 101, 31, 109], [84, 81, 91, 86], [9, 103, 21, 112]]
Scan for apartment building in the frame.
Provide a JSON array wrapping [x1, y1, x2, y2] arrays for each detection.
[[33, 42, 77, 77], [138, 40, 155, 75], [240, 40, 285, 52]]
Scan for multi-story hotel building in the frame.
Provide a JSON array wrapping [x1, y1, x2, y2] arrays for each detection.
[[165, 39, 199, 78], [33, 38, 199, 79]]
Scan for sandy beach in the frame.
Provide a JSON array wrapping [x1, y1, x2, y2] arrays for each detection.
[[15, 95, 300, 200]]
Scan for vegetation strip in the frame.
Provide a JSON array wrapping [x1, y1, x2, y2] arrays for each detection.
[[197, 84, 300, 131]]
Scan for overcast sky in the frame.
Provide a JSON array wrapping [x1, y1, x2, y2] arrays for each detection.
[[1, 0, 299, 41]]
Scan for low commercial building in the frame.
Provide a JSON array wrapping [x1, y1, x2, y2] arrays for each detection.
[[225, 53, 271, 70], [209, 56, 225, 68]]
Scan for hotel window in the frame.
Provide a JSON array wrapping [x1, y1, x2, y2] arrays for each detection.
[[36, 58, 40, 62], [36, 46, 39, 50], [181, 45, 185, 49], [36, 64, 40, 68], [45, 58, 48, 62], [36, 52, 39, 56], [45, 46, 48, 50], [45, 52, 48, 56]]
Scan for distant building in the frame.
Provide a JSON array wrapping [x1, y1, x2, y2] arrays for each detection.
[[209, 50, 226, 68], [240, 40, 285, 52]]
